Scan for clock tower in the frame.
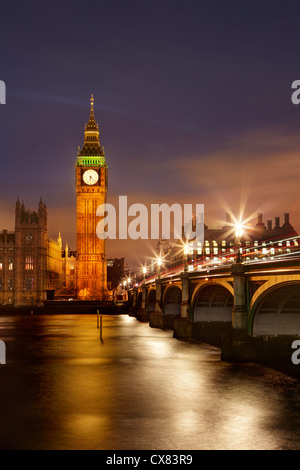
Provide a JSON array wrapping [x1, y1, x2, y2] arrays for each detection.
[[75, 95, 107, 300]]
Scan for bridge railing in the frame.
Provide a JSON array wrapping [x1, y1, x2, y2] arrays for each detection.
[[135, 234, 300, 287]]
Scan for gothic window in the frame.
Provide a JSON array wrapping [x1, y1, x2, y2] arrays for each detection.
[[24, 277, 34, 291], [8, 257, 13, 270], [25, 256, 34, 270], [8, 277, 13, 291]]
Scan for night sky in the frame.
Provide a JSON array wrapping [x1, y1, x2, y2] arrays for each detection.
[[1, 0, 300, 269]]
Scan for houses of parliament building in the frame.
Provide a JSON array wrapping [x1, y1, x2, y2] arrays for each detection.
[[0, 198, 76, 307]]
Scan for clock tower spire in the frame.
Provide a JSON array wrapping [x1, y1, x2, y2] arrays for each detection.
[[75, 95, 108, 300]]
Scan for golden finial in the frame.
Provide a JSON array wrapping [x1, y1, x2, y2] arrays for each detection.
[[90, 94, 94, 108]]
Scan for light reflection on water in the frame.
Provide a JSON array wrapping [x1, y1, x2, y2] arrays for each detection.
[[0, 314, 300, 450]]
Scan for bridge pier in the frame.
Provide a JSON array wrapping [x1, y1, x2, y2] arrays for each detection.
[[129, 287, 138, 317], [220, 263, 250, 361], [149, 279, 164, 329], [173, 272, 194, 338], [232, 263, 248, 330], [181, 272, 190, 318], [137, 283, 149, 322]]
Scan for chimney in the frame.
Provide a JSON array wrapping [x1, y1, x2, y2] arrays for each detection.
[[284, 213, 290, 225], [275, 217, 280, 229], [257, 213, 263, 225], [267, 220, 272, 231]]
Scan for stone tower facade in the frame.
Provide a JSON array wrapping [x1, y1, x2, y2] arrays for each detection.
[[0, 198, 48, 307], [75, 95, 108, 300]]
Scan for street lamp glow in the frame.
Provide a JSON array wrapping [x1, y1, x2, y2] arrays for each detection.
[[142, 266, 147, 275], [184, 243, 189, 255], [235, 223, 244, 239], [234, 220, 246, 264], [157, 256, 162, 267]]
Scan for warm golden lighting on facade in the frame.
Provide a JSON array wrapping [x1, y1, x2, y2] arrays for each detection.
[[76, 96, 108, 300]]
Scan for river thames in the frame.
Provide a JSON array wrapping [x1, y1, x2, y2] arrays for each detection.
[[0, 314, 300, 450]]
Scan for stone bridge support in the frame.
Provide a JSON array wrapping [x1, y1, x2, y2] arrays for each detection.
[[132, 288, 137, 308], [232, 263, 248, 329], [150, 279, 164, 329], [128, 287, 138, 317], [222, 263, 251, 362], [173, 272, 193, 338], [181, 272, 190, 318], [137, 283, 148, 322]]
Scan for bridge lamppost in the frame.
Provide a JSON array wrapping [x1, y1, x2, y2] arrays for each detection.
[[142, 266, 147, 282], [157, 256, 162, 279], [235, 223, 244, 263], [184, 243, 189, 272]]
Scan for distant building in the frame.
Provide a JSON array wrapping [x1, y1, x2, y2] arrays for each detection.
[[107, 257, 129, 290], [165, 212, 298, 269]]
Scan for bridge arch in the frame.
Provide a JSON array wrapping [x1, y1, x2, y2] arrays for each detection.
[[191, 282, 234, 322], [163, 284, 182, 316], [146, 288, 156, 312], [191, 280, 233, 307], [249, 275, 300, 313], [250, 281, 300, 335]]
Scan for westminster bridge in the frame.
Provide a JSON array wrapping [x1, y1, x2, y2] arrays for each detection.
[[128, 254, 300, 375]]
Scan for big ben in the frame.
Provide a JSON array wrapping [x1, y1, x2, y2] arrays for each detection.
[[76, 95, 107, 300]]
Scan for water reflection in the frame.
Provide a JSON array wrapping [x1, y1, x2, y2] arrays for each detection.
[[0, 314, 299, 450]]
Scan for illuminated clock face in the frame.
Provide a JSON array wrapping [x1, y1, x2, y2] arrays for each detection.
[[83, 169, 99, 185]]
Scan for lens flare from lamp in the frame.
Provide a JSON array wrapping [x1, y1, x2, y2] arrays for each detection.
[[235, 223, 244, 239]]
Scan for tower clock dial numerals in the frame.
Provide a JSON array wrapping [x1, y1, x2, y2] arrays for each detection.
[[83, 169, 99, 185]]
